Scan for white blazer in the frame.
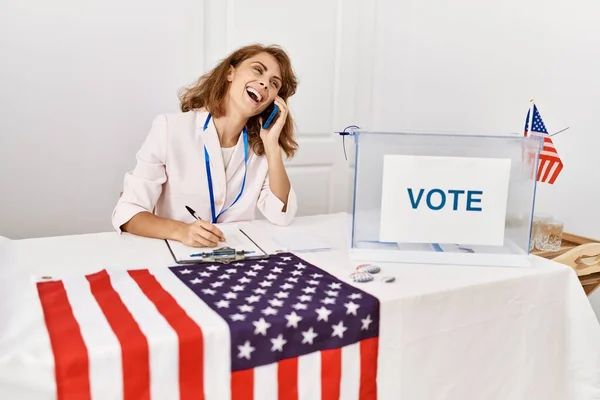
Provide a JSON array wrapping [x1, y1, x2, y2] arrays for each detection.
[[112, 110, 298, 232]]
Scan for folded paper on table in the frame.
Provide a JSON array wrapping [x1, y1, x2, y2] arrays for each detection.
[[165, 224, 266, 263], [272, 231, 332, 253]]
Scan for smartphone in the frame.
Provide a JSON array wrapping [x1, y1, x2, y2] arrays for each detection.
[[261, 103, 279, 129]]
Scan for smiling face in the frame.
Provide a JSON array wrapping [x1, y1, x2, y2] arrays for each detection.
[[226, 52, 282, 118]]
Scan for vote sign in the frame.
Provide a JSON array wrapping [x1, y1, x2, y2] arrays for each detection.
[[379, 155, 511, 246]]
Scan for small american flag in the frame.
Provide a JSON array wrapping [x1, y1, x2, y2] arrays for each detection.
[[36, 252, 380, 399], [524, 104, 564, 184]]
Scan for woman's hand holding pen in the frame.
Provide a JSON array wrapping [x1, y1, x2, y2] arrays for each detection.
[[177, 219, 225, 248]]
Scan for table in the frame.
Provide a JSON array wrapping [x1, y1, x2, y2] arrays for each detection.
[[533, 232, 600, 296], [1, 213, 600, 399]]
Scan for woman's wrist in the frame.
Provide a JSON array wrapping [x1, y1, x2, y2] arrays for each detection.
[[169, 220, 188, 242], [264, 142, 282, 160]]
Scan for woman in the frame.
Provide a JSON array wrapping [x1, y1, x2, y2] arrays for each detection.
[[112, 44, 299, 248]]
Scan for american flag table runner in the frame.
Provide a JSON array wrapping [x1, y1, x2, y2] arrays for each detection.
[[35, 252, 380, 400]]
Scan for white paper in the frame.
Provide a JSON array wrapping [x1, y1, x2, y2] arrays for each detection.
[[379, 155, 511, 246], [271, 231, 331, 253], [165, 224, 265, 262]]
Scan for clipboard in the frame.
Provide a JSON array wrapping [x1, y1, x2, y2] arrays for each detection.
[[164, 225, 270, 264]]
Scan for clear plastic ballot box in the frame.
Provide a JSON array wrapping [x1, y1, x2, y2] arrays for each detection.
[[346, 129, 542, 267]]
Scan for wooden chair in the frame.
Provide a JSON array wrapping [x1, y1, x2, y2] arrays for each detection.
[[533, 233, 600, 296]]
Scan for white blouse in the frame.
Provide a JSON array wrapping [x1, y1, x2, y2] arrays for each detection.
[[112, 110, 298, 232]]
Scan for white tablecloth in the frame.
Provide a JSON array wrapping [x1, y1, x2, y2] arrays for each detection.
[[1, 213, 599, 399]]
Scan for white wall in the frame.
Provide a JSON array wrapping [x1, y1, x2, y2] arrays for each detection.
[[0, 0, 372, 239], [0, 0, 204, 238]]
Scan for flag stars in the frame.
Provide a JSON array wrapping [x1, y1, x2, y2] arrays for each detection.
[[246, 295, 261, 303], [285, 311, 303, 328], [316, 306, 332, 322], [302, 287, 317, 294], [344, 301, 360, 316], [253, 318, 271, 336], [207, 265, 220, 271], [258, 260, 269, 264], [238, 341, 255, 360], [301, 327, 318, 345], [215, 300, 230, 308], [268, 298, 284, 308], [180, 269, 192, 275], [270, 334, 287, 352], [230, 313, 246, 322], [361, 315, 373, 330], [298, 294, 312, 302], [182, 255, 380, 363], [238, 304, 254, 313], [331, 321, 347, 338], [262, 307, 278, 316]]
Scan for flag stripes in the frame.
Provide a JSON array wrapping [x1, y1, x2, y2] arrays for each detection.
[[128, 269, 205, 400], [37, 280, 91, 400], [321, 348, 342, 399], [87, 270, 151, 400]]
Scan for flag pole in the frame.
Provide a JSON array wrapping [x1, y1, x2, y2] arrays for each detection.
[[527, 98, 535, 136], [524, 98, 537, 180]]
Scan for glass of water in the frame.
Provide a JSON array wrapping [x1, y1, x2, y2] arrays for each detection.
[[535, 219, 563, 252], [530, 214, 552, 251]]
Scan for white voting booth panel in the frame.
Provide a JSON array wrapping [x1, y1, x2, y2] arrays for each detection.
[[348, 130, 542, 267]]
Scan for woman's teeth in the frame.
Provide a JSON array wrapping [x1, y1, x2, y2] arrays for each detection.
[[246, 87, 262, 102]]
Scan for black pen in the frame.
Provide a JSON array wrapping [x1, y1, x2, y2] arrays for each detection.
[[185, 205, 201, 220], [185, 205, 225, 241]]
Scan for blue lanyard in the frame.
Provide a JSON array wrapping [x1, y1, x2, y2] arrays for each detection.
[[203, 114, 249, 223]]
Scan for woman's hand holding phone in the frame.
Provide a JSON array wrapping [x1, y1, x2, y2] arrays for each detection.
[[259, 96, 288, 153]]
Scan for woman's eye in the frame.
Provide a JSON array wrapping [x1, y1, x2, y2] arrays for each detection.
[[254, 67, 262, 74]]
